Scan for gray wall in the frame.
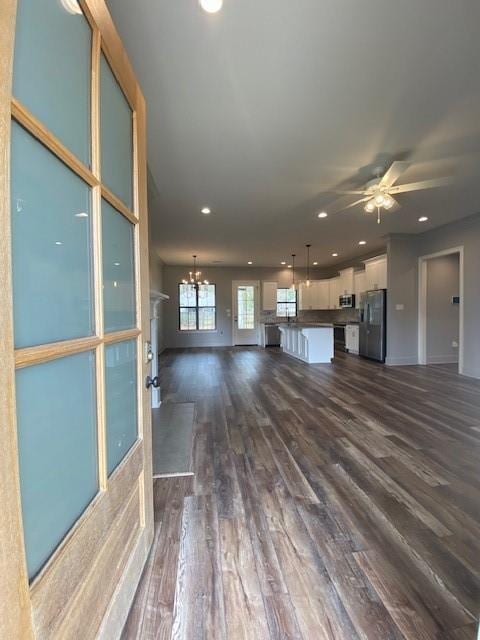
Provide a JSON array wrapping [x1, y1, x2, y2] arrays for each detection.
[[161, 265, 359, 349], [426, 254, 459, 364], [386, 212, 480, 378]]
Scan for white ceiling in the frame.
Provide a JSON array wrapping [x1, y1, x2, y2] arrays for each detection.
[[107, 0, 480, 267]]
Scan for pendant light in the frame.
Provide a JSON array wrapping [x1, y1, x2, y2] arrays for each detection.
[[290, 254, 296, 290], [305, 244, 311, 287], [182, 255, 209, 288]]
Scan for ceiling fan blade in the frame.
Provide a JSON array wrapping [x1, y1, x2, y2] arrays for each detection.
[[332, 189, 366, 195], [378, 161, 411, 189], [389, 176, 453, 194], [338, 196, 372, 211]]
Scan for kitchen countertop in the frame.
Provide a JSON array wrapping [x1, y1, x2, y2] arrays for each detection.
[[278, 322, 334, 328]]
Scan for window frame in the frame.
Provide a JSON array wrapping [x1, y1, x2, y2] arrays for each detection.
[[178, 282, 217, 332], [276, 287, 297, 318]]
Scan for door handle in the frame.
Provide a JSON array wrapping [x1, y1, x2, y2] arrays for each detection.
[[145, 375, 160, 389]]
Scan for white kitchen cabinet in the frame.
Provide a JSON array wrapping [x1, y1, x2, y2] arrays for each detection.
[[328, 276, 341, 309], [345, 324, 359, 354], [262, 281, 277, 310], [338, 268, 355, 295], [364, 255, 387, 291], [354, 270, 366, 308], [316, 280, 330, 310]]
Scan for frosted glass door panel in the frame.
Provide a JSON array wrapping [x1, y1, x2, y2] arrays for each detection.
[[13, 0, 91, 165], [16, 352, 98, 580], [11, 122, 93, 348], [100, 55, 133, 209], [102, 199, 136, 332], [105, 340, 138, 474]]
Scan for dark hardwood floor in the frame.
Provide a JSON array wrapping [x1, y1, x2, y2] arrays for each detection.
[[122, 348, 480, 639]]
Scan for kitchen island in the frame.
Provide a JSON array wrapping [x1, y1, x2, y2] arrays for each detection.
[[278, 323, 334, 364]]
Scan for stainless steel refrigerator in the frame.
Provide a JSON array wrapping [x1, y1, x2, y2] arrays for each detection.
[[359, 289, 386, 362]]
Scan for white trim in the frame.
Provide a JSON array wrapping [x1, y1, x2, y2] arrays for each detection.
[[232, 280, 260, 346], [417, 246, 464, 375]]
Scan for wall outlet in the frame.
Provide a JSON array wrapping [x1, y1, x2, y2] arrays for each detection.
[[452, 340, 458, 348], [395, 304, 404, 311]]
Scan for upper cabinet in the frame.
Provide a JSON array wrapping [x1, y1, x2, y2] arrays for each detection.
[[354, 271, 366, 308], [299, 280, 330, 310], [329, 276, 341, 309], [364, 255, 387, 291], [262, 281, 277, 310], [338, 268, 354, 295]]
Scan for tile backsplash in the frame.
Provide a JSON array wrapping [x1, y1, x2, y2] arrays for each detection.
[[260, 308, 361, 324]]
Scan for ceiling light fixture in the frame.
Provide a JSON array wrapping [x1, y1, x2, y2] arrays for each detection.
[[201, 207, 211, 215], [60, 0, 82, 15], [247, 261, 253, 265], [199, 0, 223, 13], [287, 264, 292, 268], [317, 212, 328, 219], [75, 212, 88, 218], [332, 252, 338, 257], [359, 240, 367, 245], [182, 255, 209, 289], [305, 244, 311, 287], [313, 261, 318, 266], [418, 216, 429, 222], [281, 261, 286, 265], [290, 254, 296, 290]]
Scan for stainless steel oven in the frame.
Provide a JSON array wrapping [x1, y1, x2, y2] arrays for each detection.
[[339, 294, 355, 308]]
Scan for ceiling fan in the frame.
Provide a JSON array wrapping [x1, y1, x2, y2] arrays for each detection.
[[328, 161, 453, 223]]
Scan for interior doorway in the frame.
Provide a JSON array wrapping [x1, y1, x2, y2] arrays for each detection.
[[418, 246, 464, 374], [232, 280, 260, 345]]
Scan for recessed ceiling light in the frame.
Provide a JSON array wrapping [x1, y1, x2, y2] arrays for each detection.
[[199, 0, 223, 13], [114, 262, 120, 266], [281, 261, 286, 265], [247, 261, 253, 265], [201, 207, 211, 215], [313, 261, 318, 265], [418, 216, 429, 222], [332, 253, 338, 257], [75, 212, 88, 218], [317, 212, 328, 218], [287, 264, 292, 268], [55, 241, 63, 246], [359, 240, 367, 245]]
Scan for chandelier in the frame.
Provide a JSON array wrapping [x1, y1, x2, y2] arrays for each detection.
[[182, 255, 209, 288]]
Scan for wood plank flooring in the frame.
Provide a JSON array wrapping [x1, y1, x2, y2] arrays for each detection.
[[122, 348, 480, 640]]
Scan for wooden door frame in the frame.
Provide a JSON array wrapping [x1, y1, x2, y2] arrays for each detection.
[[232, 280, 260, 346], [0, 1, 153, 638], [418, 246, 464, 374]]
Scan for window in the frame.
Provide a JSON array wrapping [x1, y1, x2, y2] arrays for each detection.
[[179, 283, 216, 331], [237, 285, 255, 329], [277, 287, 297, 317]]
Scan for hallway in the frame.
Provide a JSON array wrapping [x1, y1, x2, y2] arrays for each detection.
[[123, 348, 480, 639]]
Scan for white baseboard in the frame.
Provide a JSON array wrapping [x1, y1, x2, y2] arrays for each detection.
[[426, 355, 459, 365], [385, 355, 419, 366]]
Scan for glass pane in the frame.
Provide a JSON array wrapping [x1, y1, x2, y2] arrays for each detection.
[[16, 352, 98, 579], [11, 122, 94, 348], [238, 286, 255, 329], [286, 288, 297, 303], [102, 199, 135, 333], [105, 340, 138, 475], [13, 0, 91, 165], [277, 288, 287, 303], [179, 283, 196, 307], [198, 284, 215, 307], [100, 55, 133, 209], [180, 308, 197, 331], [199, 308, 215, 330]]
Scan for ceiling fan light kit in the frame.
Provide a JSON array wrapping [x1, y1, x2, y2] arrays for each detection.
[[327, 160, 453, 224]]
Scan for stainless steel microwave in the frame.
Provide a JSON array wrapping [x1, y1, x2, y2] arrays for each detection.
[[339, 294, 355, 308]]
